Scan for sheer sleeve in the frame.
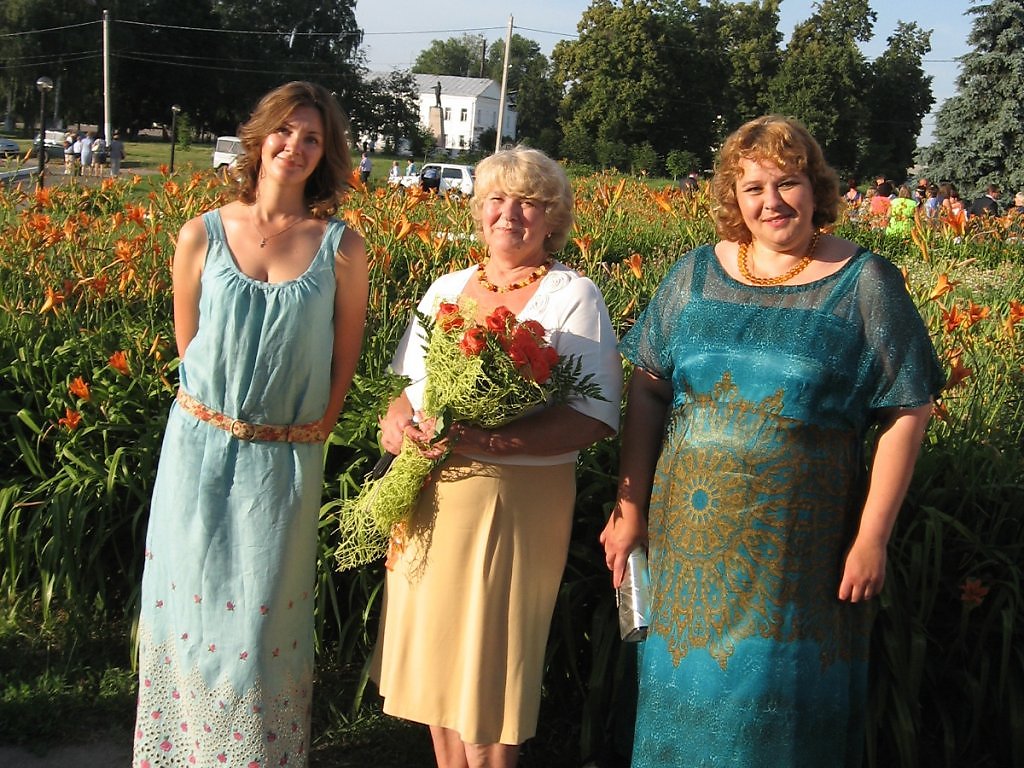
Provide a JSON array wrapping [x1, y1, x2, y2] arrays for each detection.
[[619, 247, 703, 379], [854, 255, 946, 411]]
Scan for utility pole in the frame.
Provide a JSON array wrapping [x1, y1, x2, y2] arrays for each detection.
[[103, 10, 112, 144], [494, 15, 512, 154]]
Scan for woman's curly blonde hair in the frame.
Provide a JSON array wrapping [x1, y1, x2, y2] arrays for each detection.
[[711, 115, 840, 243], [233, 81, 352, 218]]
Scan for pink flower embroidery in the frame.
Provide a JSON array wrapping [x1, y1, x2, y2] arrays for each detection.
[[181, 633, 189, 640], [217, 753, 227, 763], [151, 710, 161, 719], [260, 605, 269, 615], [233, 731, 242, 741], [267, 732, 277, 742], [160, 739, 172, 752], [279, 755, 289, 765], [193, 594, 202, 604], [226, 601, 235, 611], [180, 722, 188, 732], [203, 723, 212, 733], [172, 689, 180, 699], [141, 761, 151, 768], [272, 648, 280, 657], [144, 678, 152, 688], [249, 762, 261, 768], [208, 644, 216, 652], [155, 600, 164, 608], [239, 651, 249, 661]]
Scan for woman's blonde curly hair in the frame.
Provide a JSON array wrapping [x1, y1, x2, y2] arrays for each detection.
[[470, 147, 574, 254], [711, 115, 840, 243]]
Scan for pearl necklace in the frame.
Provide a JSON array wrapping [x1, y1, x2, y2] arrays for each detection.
[[251, 208, 305, 248], [476, 257, 553, 293], [737, 231, 820, 286]]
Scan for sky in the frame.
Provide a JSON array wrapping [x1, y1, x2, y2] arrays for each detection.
[[355, 0, 977, 146]]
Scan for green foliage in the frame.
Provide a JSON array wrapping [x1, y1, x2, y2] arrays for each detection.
[[923, 0, 1024, 197], [0, 170, 1021, 766], [412, 34, 488, 78]]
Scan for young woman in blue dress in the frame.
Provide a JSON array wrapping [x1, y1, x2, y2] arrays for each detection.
[[132, 81, 368, 768]]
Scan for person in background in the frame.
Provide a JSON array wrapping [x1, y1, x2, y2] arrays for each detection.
[[1009, 191, 1024, 215], [90, 134, 107, 177], [968, 182, 1000, 218], [63, 133, 75, 175], [924, 183, 942, 220], [359, 151, 372, 185], [80, 131, 94, 176], [405, 158, 417, 176], [131, 80, 369, 768], [601, 114, 944, 768], [868, 179, 892, 228], [843, 177, 862, 208], [886, 184, 918, 236], [108, 131, 125, 177], [388, 159, 401, 185], [373, 147, 622, 768]]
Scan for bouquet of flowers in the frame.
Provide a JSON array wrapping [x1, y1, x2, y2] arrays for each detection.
[[334, 299, 604, 570]]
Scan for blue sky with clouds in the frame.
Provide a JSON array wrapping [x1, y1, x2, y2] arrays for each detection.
[[356, 0, 977, 145]]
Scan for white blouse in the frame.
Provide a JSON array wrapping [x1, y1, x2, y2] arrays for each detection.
[[391, 263, 623, 466]]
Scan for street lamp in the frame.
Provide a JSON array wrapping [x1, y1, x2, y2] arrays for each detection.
[[169, 104, 181, 173], [35, 76, 54, 189]]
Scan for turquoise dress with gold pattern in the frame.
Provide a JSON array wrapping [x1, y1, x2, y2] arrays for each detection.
[[620, 244, 944, 768]]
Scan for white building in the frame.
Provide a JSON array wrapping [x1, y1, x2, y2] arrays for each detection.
[[413, 74, 517, 153]]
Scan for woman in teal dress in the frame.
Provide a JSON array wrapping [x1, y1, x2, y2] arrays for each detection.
[[600, 115, 944, 767], [132, 82, 368, 768]]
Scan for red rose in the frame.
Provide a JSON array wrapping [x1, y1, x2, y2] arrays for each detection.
[[436, 302, 464, 332], [485, 306, 516, 335], [459, 327, 487, 356], [520, 319, 546, 341]]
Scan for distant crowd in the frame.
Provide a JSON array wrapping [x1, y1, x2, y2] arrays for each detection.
[[61, 130, 125, 177], [843, 175, 1022, 234]]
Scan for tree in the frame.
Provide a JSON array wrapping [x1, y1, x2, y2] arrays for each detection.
[[862, 22, 933, 183], [353, 71, 420, 153], [412, 35, 488, 78], [720, 0, 783, 124], [766, 0, 875, 175], [485, 35, 561, 152], [553, 0, 701, 166], [923, 0, 1024, 196]]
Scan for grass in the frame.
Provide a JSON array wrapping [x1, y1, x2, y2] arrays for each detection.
[[0, 609, 589, 766]]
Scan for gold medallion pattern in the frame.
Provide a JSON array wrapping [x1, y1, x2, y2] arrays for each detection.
[[648, 372, 871, 671]]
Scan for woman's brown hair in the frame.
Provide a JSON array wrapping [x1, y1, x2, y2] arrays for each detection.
[[234, 81, 352, 217], [711, 115, 840, 243]]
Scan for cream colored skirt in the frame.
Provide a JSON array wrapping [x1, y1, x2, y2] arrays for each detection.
[[370, 456, 576, 745]]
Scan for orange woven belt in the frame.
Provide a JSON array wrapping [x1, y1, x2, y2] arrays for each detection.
[[176, 389, 323, 443]]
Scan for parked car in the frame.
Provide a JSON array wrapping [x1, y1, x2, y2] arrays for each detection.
[[212, 135, 242, 169], [0, 138, 20, 158], [418, 163, 475, 195]]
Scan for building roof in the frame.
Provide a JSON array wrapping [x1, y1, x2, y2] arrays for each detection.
[[412, 74, 499, 99]]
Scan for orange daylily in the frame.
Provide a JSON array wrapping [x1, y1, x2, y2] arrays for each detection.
[[1005, 300, 1024, 337], [960, 578, 990, 608], [944, 356, 972, 390], [573, 234, 593, 261], [624, 253, 643, 279], [929, 273, 959, 301], [68, 376, 91, 401], [964, 301, 990, 329], [109, 350, 131, 376], [39, 286, 65, 314], [58, 408, 82, 431], [941, 304, 965, 334], [931, 400, 949, 422]]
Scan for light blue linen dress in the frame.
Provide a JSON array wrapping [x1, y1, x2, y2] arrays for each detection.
[[132, 210, 343, 768], [620, 245, 944, 768]]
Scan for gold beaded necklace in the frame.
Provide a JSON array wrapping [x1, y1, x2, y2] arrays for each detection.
[[737, 230, 820, 286], [476, 257, 553, 293]]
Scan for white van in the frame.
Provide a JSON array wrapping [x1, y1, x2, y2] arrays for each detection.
[[212, 136, 242, 169]]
